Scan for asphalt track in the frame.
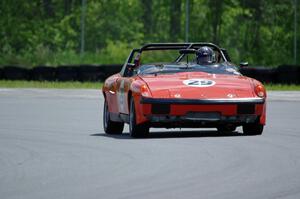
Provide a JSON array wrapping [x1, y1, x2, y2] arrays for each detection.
[[0, 89, 300, 199]]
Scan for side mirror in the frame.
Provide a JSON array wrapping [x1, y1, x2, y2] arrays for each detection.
[[125, 63, 136, 77], [127, 63, 135, 70], [240, 62, 248, 67]]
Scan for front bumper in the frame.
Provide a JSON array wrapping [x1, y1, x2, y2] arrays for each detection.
[[141, 97, 265, 105], [138, 96, 265, 127]]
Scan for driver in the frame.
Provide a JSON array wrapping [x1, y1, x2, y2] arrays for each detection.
[[196, 46, 215, 64]]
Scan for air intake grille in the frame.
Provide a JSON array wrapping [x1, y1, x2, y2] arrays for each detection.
[[237, 104, 255, 114], [151, 104, 170, 114]]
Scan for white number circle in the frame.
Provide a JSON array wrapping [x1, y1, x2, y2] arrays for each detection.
[[183, 79, 216, 87]]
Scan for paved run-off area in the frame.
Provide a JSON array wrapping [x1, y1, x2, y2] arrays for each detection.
[[0, 89, 300, 199]]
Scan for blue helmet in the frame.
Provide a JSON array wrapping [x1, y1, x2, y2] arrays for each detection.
[[196, 46, 215, 64]]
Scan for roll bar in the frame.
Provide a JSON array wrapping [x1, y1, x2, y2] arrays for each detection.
[[136, 43, 229, 62]]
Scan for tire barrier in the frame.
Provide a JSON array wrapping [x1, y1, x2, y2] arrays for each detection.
[[0, 64, 299, 84], [31, 66, 57, 81], [102, 64, 124, 77], [276, 65, 300, 84], [0, 67, 3, 79], [56, 66, 79, 81], [240, 67, 277, 83], [2, 66, 29, 80], [77, 65, 105, 81]]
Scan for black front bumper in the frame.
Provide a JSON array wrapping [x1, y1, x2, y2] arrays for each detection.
[[141, 97, 265, 105], [140, 97, 264, 128]]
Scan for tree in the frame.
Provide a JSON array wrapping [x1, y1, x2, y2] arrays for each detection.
[[141, 0, 153, 39], [208, 0, 224, 44], [43, 0, 55, 17], [170, 0, 182, 41]]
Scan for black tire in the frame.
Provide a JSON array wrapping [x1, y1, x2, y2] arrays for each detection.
[[129, 98, 149, 138], [103, 100, 124, 134], [243, 123, 264, 135], [217, 125, 236, 133]]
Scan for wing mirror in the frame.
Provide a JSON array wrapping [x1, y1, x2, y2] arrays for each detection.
[[125, 63, 136, 77], [127, 63, 135, 70], [240, 62, 248, 68]]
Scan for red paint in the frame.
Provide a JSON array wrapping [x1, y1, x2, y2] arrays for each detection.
[[103, 71, 266, 125]]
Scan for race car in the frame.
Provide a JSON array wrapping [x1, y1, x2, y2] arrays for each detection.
[[102, 43, 266, 137]]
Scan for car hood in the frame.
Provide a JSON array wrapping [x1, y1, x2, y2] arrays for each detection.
[[139, 72, 256, 99]]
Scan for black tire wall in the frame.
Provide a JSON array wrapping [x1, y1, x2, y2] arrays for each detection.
[[0, 67, 3, 79], [77, 65, 105, 81], [31, 66, 56, 81], [240, 67, 277, 83], [3, 66, 29, 80], [0, 64, 299, 84], [276, 65, 300, 84]]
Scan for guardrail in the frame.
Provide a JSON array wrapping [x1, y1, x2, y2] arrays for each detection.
[[0, 64, 122, 82], [0, 64, 299, 84], [239, 65, 300, 84]]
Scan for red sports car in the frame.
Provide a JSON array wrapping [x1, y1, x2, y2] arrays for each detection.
[[102, 43, 266, 137]]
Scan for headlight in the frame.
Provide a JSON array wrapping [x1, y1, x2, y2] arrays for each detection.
[[141, 84, 151, 97]]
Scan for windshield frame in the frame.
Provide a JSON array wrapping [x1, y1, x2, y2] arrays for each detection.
[[135, 63, 241, 76]]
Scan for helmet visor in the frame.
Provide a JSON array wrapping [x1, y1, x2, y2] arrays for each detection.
[[198, 54, 214, 63]]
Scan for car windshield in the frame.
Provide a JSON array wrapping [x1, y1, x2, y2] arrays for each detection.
[[139, 48, 224, 64], [135, 63, 240, 75]]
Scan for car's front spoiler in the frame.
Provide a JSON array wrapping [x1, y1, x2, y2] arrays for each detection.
[[147, 114, 258, 125], [140, 97, 265, 105]]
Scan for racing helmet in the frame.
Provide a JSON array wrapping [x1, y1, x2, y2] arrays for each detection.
[[196, 46, 215, 64]]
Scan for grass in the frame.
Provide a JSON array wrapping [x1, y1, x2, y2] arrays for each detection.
[[0, 80, 300, 91], [0, 80, 102, 89], [265, 84, 300, 91]]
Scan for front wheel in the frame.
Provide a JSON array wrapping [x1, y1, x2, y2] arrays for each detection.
[[129, 98, 149, 138], [103, 100, 124, 134], [243, 123, 264, 135]]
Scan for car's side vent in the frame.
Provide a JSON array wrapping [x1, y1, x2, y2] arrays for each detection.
[[151, 104, 170, 114], [237, 104, 255, 114]]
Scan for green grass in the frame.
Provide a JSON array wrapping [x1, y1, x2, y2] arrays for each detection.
[[0, 80, 102, 89], [0, 80, 300, 90], [265, 84, 300, 91]]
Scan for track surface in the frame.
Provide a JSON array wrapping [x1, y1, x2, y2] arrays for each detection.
[[0, 89, 300, 199]]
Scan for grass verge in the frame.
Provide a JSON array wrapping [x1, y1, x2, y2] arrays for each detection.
[[0, 80, 300, 91], [0, 80, 102, 89], [265, 84, 300, 91]]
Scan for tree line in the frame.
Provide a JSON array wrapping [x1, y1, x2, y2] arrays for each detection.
[[0, 0, 299, 66]]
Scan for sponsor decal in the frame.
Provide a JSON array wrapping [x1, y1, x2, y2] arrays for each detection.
[[174, 93, 181, 98], [183, 79, 216, 87], [227, 93, 236, 98], [118, 79, 125, 112]]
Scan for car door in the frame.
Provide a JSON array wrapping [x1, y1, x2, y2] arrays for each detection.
[[115, 49, 139, 115], [104, 73, 121, 114], [116, 77, 131, 114]]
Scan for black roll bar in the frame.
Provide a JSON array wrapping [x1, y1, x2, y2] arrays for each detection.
[[138, 43, 228, 62]]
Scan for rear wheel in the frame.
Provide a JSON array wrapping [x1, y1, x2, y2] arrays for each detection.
[[103, 100, 124, 134], [129, 98, 149, 138], [243, 123, 263, 135]]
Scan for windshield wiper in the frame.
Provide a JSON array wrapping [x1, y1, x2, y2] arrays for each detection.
[[146, 70, 181, 75], [179, 65, 194, 69]]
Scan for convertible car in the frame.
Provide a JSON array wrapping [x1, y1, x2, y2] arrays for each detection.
[[102, 43, 266, 137]]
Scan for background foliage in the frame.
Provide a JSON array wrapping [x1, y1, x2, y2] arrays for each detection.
[[0, 0, 299, 67]]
